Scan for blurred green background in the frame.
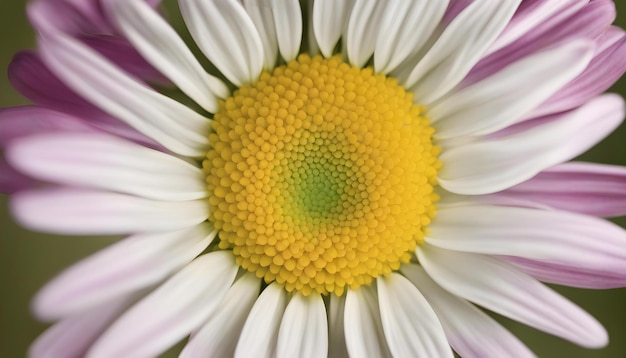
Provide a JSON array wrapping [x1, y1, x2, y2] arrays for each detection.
[[2, 1, 626, 357]]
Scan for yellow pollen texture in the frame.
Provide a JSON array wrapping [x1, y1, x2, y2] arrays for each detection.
[[205, 55, 440, 296]]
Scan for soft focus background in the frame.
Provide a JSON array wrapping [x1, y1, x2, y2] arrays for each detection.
[[1, 1, 626, 357]]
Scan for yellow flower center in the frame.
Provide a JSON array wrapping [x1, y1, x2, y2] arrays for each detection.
[[206, 55, 440, 296]]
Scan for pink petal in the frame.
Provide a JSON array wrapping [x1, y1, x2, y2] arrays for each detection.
[[503, 256, 626, 289], [0, 106, 94, 146], [488, 0, 588, 54], [426, 205, 626, 287], [488, 161, 626, 217], [466, 0, 614, 85], [33, 224, 215, 320], [530, 27, 626, 118], [82, 35, 169, 85], [0, 157, 37, 194], [7, 52, 159, 146], [29, 294, 134, 358]]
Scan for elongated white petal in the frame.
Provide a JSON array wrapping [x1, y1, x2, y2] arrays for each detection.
[[328, 294, 349, 358], [430, 40, 594, 139], [33, 224, 216, 320], [427, 205, 626, 277], [7, 133, 207, 201], [181, 273, 260, 358], [313, 0, 354, 58], [374, 0, 448, 74], [405, 1, 521, 104], [377, 273, 453, 358], [236, 283, 288, 358], [29, 295, 133, 358], [417, 245, 608, 348], [344, 285, 393, 358], [39, 33, 210, 157], [402, 264, 536, 358], [438, 94, 625, 195], [346, 0, 387, 67], [243, 0, 279, 69], [277, 294, 328, 358], [88, 252, 239, 358], [179, 0, 264, 86], [11, 189, 209, 235], [108, 0, 228, 112], [269, 0, 302, 62]]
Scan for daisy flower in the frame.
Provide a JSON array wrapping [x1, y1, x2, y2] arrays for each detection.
[[3, 0, 626, 357]]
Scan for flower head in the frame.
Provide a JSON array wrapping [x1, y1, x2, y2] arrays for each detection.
[[3, 0, 626, 357]]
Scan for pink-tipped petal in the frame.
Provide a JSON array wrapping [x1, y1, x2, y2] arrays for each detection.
[[439, 94, 625, 195], [7, 133, 207, 201], [33, 224, 216, 321], [503, 256, 626, 289], [489, 161, 626, 217], [11, 189, 209, 235], [417, 245, 608, 348], [402, 264, 536, 358], [426, 205, 626, 288], [87, 252, 238, 358], [28, 294, 134, 358]]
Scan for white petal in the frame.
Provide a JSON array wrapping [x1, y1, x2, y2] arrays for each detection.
[[181, 273, 261, 358], [430, 40, 594, 139], [269, 0, 302, 62], [405, 1, 521, 104], [243, 0, 279, 69], [374, 0, 448, 74], [377, 273, 453, 358], [179, 0, 264, 86], [39, 33, 210, 158], [7, 133, 207, 201], [346, 0, 387, 68], [344, 284, 393, 358], [29, 295, 133, 358], [417, 245, 608, 348], [108, 0, 229, 112], [33, 224, 216, 320], [427, 205, 626, 276], [328, 294, 349, 358], [277, 293, 328, 358], [402, 264, 536, 358], [88, 252, 239, 358], [438, 94, 625, 195], [11, 189, 209, 235], [313, 0, 354, 58], [236, 283, 288, 358]]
